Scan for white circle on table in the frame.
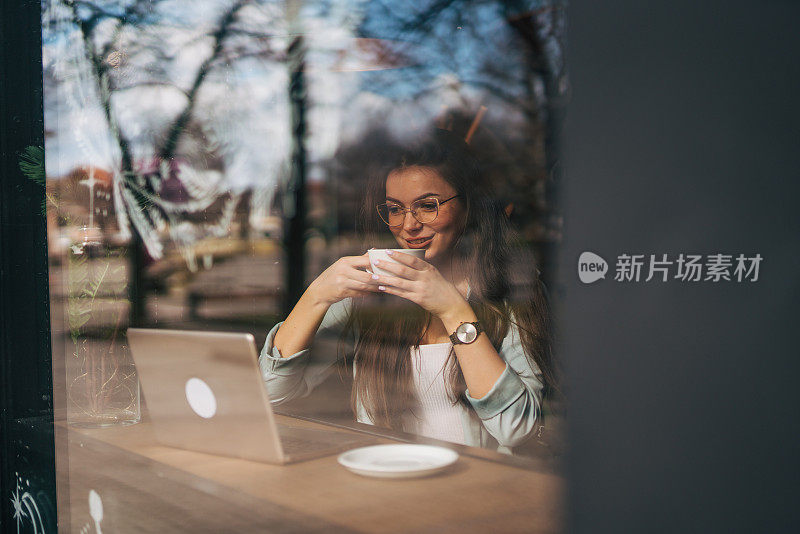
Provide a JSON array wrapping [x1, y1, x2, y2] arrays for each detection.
[[185, 378, 217, 419]]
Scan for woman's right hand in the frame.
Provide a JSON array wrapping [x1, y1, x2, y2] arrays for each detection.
[[307, 252, 377, 306]]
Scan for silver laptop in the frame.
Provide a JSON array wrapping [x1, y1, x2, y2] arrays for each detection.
[[127, 328, 372, 464]]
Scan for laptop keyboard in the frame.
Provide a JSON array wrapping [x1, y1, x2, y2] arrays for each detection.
[[276, 424, 376, 460]]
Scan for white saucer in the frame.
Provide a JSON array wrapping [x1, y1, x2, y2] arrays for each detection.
[[337, 444, 459, 479]]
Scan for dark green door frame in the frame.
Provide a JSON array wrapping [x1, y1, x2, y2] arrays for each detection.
[[0, 0, 58, 532]]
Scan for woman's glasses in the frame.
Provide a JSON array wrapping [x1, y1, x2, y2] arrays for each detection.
[[376, 195, 459, 227]]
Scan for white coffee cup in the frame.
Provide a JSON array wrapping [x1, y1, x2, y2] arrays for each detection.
[[368, 248, 426, 276]]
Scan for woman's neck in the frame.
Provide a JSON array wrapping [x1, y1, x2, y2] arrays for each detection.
[[431, 254, 467, 286]]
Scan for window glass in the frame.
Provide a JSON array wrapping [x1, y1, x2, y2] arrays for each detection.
[[42, 1, 566, 531]]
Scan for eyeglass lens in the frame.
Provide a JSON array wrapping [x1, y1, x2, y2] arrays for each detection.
[[379, 198, 439, 226]]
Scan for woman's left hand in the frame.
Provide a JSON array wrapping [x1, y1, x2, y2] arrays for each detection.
[[372, 251, 469, 320]]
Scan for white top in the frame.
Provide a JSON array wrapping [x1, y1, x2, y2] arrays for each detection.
[[407, 342, 468, 445]]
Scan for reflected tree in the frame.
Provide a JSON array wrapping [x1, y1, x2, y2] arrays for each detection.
[[335, 0, 566, 283], [46, 0, 286, 324], [43, 0, 568, 324]]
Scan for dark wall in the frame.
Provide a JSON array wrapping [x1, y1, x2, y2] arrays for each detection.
[[0, 0, 57, 531], [562, 0, 800, 532]]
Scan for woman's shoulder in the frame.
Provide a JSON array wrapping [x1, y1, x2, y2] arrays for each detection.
[[494, 303, 543, 373], [499, 306, 521, 344], [322, 297, 354, 326]]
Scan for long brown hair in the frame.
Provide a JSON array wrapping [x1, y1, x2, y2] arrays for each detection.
[[341, 129, 557, 430]]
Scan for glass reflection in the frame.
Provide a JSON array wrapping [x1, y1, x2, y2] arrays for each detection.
[[44, 0, 565, 451]]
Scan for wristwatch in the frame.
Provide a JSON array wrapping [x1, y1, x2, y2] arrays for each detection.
[[449, 321, 483, 345]]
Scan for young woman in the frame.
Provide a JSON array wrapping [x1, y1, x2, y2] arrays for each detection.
[[259, 129, 556, 452]]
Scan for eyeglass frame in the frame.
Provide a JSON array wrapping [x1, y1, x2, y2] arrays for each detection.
[[376, 194, 460, 227]]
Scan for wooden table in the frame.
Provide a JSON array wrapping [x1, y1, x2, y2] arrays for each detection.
[[60, 415, 564, 533]]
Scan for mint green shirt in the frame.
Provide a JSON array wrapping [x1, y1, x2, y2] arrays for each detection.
[[258, 298, 544, 453]]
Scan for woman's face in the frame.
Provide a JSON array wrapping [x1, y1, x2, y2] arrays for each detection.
[[384, 166, 465, 263]]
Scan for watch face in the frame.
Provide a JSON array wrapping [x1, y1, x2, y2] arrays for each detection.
[[456, 322, 478, 344]]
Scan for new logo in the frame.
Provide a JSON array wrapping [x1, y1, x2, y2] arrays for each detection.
[[578, 252, 608, 284]]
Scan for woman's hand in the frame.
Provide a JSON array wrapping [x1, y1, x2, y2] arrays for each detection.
[[307, 252, 378, 306], [371, 251, 470, 321]]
